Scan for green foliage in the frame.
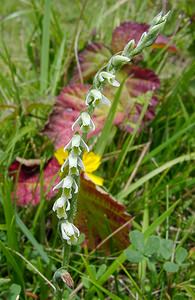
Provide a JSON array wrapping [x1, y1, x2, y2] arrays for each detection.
[[7, 284, 21, 300], [163, 262, 179, 273], [0, 1, 195, 299], [175, 247, 188, 265], [126, 230, 189, 275]]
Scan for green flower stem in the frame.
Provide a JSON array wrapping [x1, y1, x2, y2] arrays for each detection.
[[55, 289, 63, 300], [62, 178, 80, 268], [63, 242, 71, 267]]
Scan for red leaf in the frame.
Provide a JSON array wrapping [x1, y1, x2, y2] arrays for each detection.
[[112, 22, 177, 53], [76, 175, 131, 250], [103, 65, 160, 131], [44, 65, 160, 149], [123, 65, 160, 127], [9, 159, 59, 206], [43, 84, 89, 149], [43, 83, 112, 149]]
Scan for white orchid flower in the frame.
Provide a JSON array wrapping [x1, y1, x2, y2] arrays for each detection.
[[53, 175, 78, 197], [52, 195, 70, 219], [61, 151, 84, 175], [72, 112, 95, 133], [61, 221, 80, 245], [64, 134, 89, 155], [97, 71, 120, 87], [85, 89, 111, 107]]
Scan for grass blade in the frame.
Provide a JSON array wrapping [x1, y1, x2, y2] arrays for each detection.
[[15, 214, 50, 264], [118, 152, 195, 199], [50, 33, 66, 95], [0, 181, 18, 251], [109, 92, 151, 190], [40, 0, 51, 93], [0, 241, 25, 299]]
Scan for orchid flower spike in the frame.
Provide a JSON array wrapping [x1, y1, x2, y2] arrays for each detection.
[[61, 151, 84, 175], [52, 195, 70, 219], [64, 134, 89, 155], [85, 89, 111, 107], [61, 221, 80, 245], [96, 71, 120, 87], [72, 112, 95, 133], [53, 175, 78, 197]]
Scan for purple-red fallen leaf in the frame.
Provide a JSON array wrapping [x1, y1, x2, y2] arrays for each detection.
[[43, 83, 113, 149], [102, 65, 160, 131], [44, 84, 88, 149], [76, 174, 131, 250], [44, 65, 160, 149], [71, 43, 111, 83], [112, 22, 177, 53], [9, 159, 131, 250], [9, 159, 59, 206], [124, 65, 160, 96]]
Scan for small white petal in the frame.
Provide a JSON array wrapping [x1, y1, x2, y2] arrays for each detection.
[[72, 224, 80, 236], [81, 139, 89, 152], [78, 157, 84, 170], [61, 228, 70, 241], [61, 159, 68, 172], [80, 138, 89, 152], [90, 118, 96, 131], [53, 179, 63, 191], [73, 180, 78, 193], [72, 116, 81, 131], [64, 139, 72, 151], [102, 95, 111, 106], [85, 94, 90, 105], [66, 199, 70, 211], [111, 79, 120, 87]]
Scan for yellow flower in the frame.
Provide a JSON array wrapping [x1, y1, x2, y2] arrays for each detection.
[[54, 148, 103, 186], [55, 148, 68, 165]]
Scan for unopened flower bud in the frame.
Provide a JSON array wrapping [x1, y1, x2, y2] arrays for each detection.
[[107, 55, 130, 72], [122, 39, 135, 57], [53, 268, 74, 290]]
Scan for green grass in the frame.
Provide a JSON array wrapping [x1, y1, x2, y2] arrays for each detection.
[[0, 1, 195, 299]]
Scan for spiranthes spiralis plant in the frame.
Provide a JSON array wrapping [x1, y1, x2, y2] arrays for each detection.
[[52, 11, 170, 296]]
